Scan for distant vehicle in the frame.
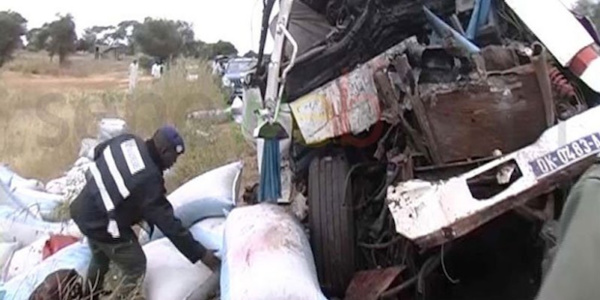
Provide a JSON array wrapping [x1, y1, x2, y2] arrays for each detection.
[[212, 55, 231, 77], [221, 57, 257, 103]]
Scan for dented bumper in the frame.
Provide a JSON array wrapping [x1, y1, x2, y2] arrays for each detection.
[[387, 105, 600, 249]]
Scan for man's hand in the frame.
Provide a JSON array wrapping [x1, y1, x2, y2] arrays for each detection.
[[198, 250, 221, 272]]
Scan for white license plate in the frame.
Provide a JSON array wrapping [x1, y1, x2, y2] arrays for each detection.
[[529, 132, 600, 178]]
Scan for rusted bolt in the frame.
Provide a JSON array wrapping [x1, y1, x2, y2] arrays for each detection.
[[442, 227, 456, 239]]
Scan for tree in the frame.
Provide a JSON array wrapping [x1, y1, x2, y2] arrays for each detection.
[[182, 40, 206, 58], [26, 26, 50, 51], [112, 20, 140, 54], [177, 21, 199, 58], [133, 18, 185, 62], [46, 14, 77, 65], [206, 40, 238, 58], [76, 28, 97, 52], [244, 50, 258, 58], [192, 40, 238, 59], [0, 11, 27, 67]]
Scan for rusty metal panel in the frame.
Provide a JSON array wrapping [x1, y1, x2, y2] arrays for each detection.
[[387, 104, 600, 249], [416, 64, 548, 164], [344, 267, 404, 300], [289, 38, 419, 145]]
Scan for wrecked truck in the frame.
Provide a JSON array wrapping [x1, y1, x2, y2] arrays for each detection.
[[240, 0, 600, 298]]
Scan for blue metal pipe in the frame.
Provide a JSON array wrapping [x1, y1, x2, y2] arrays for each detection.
[[466, 0, 491, 40], [423, 6, 481, 54]]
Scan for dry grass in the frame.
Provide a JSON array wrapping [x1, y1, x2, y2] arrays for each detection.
[[0, 53, 255, 191], [124, 61, 250, 191], [5, 51, 130, 78], [0, 86, 110, 180]]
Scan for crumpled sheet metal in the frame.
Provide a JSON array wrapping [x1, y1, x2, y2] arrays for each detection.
[[413, 64, 549, 164], [289, 37, 419, 145], [387, 104, 600, 249]]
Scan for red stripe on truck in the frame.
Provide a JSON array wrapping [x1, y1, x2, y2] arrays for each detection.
[[569, 45, 600, 76]]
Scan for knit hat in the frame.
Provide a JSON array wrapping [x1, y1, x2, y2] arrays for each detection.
[[158, 125, 185, 155]]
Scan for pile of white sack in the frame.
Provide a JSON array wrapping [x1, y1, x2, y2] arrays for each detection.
[[0, 117, 328, 300], [0, 118, 129, 299]]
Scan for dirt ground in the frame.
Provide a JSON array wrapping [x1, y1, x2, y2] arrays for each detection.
[[2, 71, 128, 91]]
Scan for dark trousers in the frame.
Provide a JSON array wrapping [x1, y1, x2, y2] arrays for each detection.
[[84, 238, 146, 300]]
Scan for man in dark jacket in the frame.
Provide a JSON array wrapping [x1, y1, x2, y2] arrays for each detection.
[[70, 125, 219, 300]]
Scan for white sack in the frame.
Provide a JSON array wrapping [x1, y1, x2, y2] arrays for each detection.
[[3, 235, 48, 282], [0, 165, 44, 192], [73, 157, 93, 168], [143, 218, 226, 300], [167, 161, 243, 208], [45, 156, 93, 197], [10, 178, 44, 192], [220, 203, 327, 300], [11, 187, 63, 219], [188, 218, 226, 256], [0, 181, 26, 211], [0, 206, 82, 246], [0, 242, 20, 272], [184, 271, 221, 300], [97, 118, 128, 142], [140, 215, 226, 256], [144, 198, 232, 243], [45, 177, 68, 195], [62, 158, 92, 205], [79, 138, 99, 160], [0, 165, 12, 187], [0, 240, 91, 300], [143, 238, 216, 300]]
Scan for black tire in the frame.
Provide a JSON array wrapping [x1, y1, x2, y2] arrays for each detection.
[[308, 153, 355, 297]]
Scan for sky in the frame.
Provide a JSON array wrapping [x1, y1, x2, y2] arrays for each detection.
[[0, 0, 582, 54], [0, 0, 278, 54]]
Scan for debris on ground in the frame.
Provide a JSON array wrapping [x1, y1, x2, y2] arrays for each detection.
[[187, 97, 244, 125]]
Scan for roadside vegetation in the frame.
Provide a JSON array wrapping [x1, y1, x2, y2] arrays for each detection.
[[0, 6, 259, 193], [0, 51, 254, 194]]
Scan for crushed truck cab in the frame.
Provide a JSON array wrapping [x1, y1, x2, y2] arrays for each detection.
[[388, 104, 600, 249], [240, 0, 600, 298]]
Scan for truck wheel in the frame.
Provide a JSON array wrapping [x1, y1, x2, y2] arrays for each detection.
[[308, 153, 355, 297]]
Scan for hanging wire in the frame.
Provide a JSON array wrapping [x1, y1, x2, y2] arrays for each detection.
[[441, 243, 460, 284], [495, 4, 530, 40], [574, 84, 588, 108]]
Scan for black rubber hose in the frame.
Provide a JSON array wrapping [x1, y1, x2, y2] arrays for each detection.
[[379, 254, 442, 299], [358, 236, 404, 249]]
